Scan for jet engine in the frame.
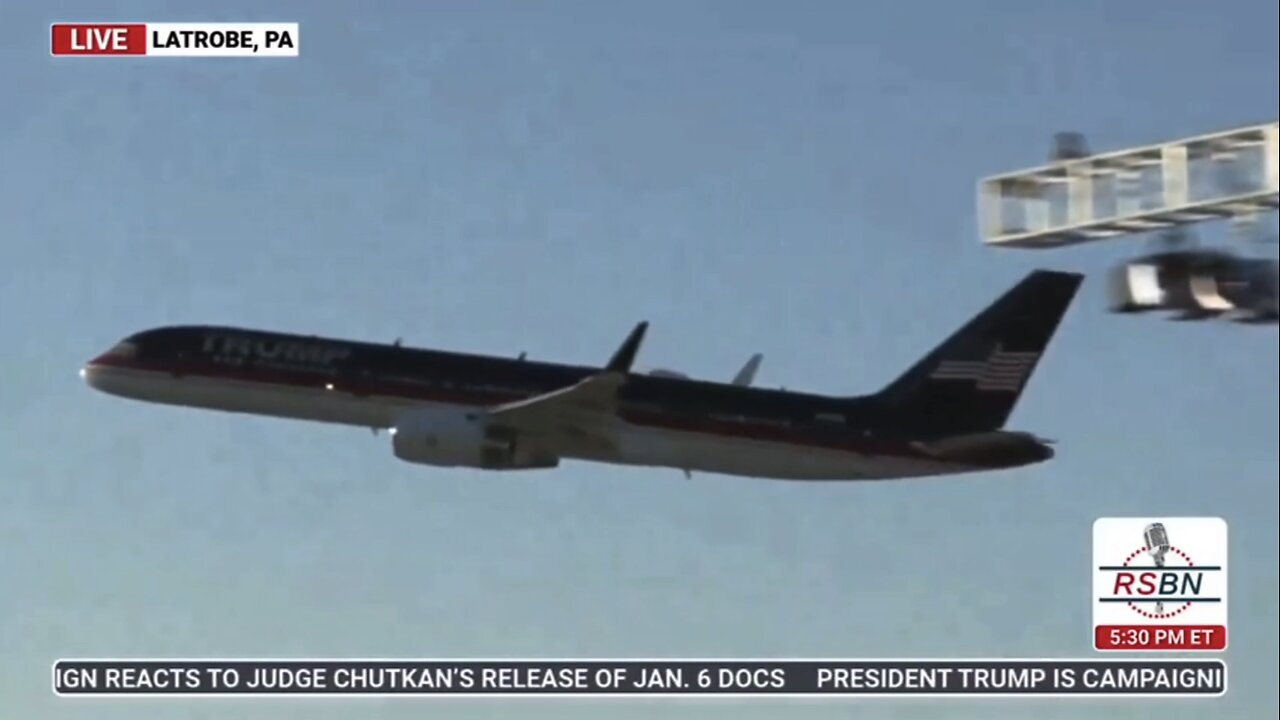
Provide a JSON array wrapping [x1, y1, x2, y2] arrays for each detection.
[[390, 408, 559, 470]]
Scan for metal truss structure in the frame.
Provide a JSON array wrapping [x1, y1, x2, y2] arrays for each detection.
[[978, 122, 1278, 249]]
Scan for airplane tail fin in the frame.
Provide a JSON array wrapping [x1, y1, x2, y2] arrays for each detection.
[[873, 269, 1083, 434]]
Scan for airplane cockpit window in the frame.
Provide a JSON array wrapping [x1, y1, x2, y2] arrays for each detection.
[[103, 340, 139, 359]]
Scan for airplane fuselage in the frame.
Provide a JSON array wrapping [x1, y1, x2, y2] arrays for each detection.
[[80, 325, 1054, 481]]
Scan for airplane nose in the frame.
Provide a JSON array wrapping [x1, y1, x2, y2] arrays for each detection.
[[80, 358, 116, 391], [82, 340, 139, 393]]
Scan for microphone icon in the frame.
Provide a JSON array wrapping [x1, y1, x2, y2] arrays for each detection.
[[1144, 523, 1171, 614]]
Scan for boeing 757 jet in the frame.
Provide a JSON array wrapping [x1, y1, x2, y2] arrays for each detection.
[[81, 270, 1082, 480]]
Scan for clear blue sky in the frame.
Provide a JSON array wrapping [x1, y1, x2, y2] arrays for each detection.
[[2, 1, 1276, 718]]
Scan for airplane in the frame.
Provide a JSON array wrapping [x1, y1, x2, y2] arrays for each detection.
[[80, 269, 1082, 481]]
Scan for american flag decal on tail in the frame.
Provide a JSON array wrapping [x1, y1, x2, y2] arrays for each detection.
[[928, 345, 1041, 392]]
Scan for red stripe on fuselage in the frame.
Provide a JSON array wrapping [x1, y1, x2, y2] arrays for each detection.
[[85, 356, 953, 462]]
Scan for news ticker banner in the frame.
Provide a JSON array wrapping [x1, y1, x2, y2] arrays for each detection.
[[54, 659, 1226, 698], [51, 23, 298, 57], [1093, 517, 1228, 652]]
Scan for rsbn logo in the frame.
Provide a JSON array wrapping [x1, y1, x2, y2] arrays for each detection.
[[1092, 517, 1227, 652], [1102, 522, 1218, 619]]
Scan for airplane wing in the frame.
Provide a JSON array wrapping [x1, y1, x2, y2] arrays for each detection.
[[486, 322, 647, 455], [489, 370, 628, 420], [731, 353, 763, 386]]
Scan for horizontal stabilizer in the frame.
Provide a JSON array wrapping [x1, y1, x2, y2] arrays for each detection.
[[910, 431, 1055, 465]]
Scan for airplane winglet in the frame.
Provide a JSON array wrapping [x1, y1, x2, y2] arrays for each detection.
[[731, 354, 763, 386], [605, 321, 648, 373]]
